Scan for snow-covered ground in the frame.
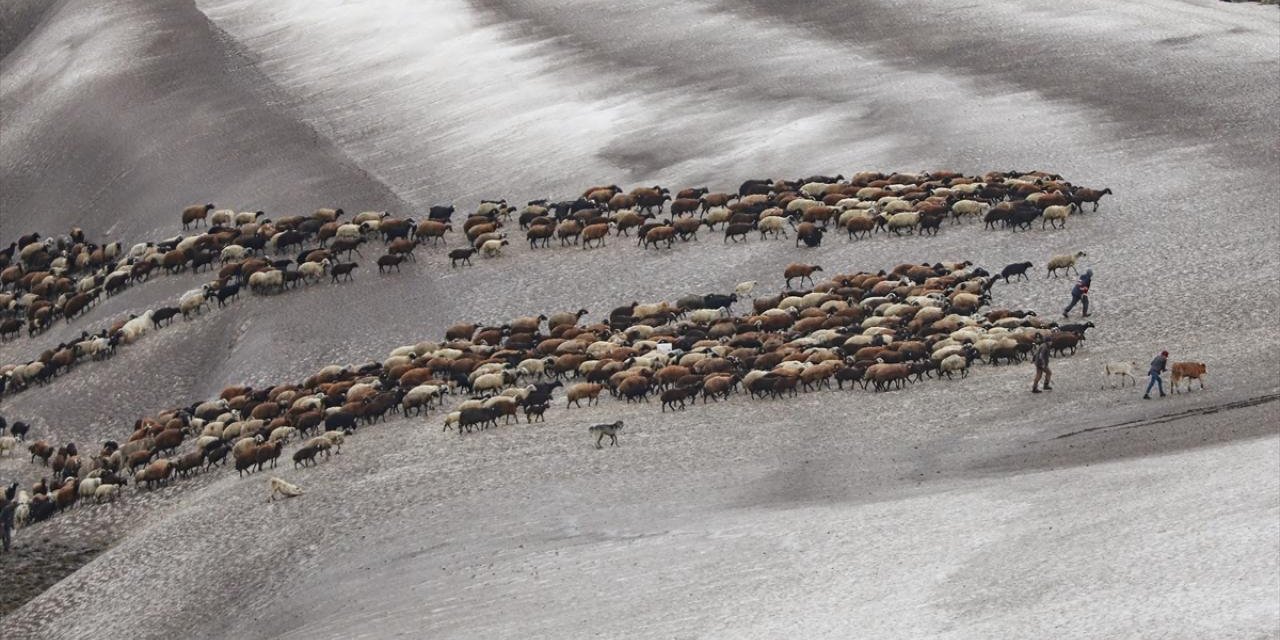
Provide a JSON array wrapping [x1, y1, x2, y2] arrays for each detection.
[[1, 0, 1277, 637]]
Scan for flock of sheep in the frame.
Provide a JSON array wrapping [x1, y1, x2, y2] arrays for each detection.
[[2, 250, 1104, 526], [0, 170, 1113, 398], [1, 168, 1124, 519]]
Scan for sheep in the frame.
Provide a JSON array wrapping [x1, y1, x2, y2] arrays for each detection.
[[0, 435, 16, 457], [376, 254, 405, 274], [402, 384, 447, 415], [1073, 187, 1113, 212], [1000, 261, 1033, 283], [268, 426, 296, 444], [268, 476, 304, 502], [566, 382, 604, 408], [182, 203, 214, 229], [248, 269, 284, 294], [1041, 204, 1076, 229], [329, 262, 358, 282], [480, 238, 510, 257], [950, 200, 989, 223], [1046, 251, 1087, 277], [758, 216, 789, 239], [94, 483, 122, 504], [77, 477, 103, 502], [442, 411, 461, 432], [449, 248, 476, 267], [293, 444, 322, 468], [783, 263, 822, 288], [1102, 361, 1139, 388], [589, 420, 623, 448]]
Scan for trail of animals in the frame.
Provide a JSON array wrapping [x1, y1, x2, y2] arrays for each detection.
[[1, 170, 1109, 397], [0, 169, 1204, 521]]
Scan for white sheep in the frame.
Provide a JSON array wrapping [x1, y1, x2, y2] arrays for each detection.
[[320, 430, 345, 452], [1047, 251, 1087, 277], [733, 281, 757, 296], [471, 372, 512, 396], [480, 238, 509, 257], [516, 357, 553, 379], [268, 426, 296, 444], [939, 353, 972, 379], [209, 209, 235, 226], [442, 411, 461, 432], [886, 212, 920, 234], [248, 269, 283, 294], [179, 288, 209, 318], [757, 216, 790, 238], [1102, 361, 1140, 388], [94, 484, 121, 504], [78, 477, 103, 501], [402, 384, 446, 415], [335, 223, 364, 241], [298, 259, 327, 283], [1042, 204, 1075, 229], [119, 311, 154, 344], [950, 200, 989, 222], [234, 210, 263, 225], [0, 435, 16, 456]]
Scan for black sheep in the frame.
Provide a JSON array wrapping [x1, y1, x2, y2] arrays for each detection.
[[1000, 261, 1034, 283], [329, 262, 359, 282], [448, 248, 475, 267], [428, 205, 456, 222]]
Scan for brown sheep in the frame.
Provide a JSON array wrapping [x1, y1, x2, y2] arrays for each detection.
[[415, 221, 451, 245], [182, 203, 214, 229], [642, 226, 676, 249], [784, 263, 823, 288], [566, 383, 604, 408], [137, 459, 174, 490], [582, 223, 611, 249], [28, 440, 54, 465]]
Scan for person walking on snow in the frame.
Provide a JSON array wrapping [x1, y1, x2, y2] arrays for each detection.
[[1063, 269, 1092, 318], [1144, 350, 1168, 399], [1031, 334, 1052, 393]]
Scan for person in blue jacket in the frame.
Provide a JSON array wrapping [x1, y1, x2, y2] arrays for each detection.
[[1062, 269, 1092, 318], [1144, 350, 1168, 399]]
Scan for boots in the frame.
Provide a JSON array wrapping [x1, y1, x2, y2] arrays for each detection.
[[1031, 386, 1042, 393]]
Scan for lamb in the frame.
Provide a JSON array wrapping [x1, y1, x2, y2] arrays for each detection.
[[268, 476, 304, 502], [1102, 361, 1139, 388], [480, 238, 510, 257], [588, 420, 624, 448], [0, 435, 16, 457], [94, 483, 122, 503], [1046, 251, 1087, 277]]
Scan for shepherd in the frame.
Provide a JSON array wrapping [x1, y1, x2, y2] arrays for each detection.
[[1062, 269, 1093, 318]]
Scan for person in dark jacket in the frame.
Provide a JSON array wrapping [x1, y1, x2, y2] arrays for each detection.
[[1062, 269, 1092, 318], [1144, 350, 1168, 399], [1031, 335, 1053, 393], [0, 497, 15, 553]]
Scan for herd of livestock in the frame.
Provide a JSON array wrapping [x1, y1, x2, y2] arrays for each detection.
[[0, 168, 1130, 528], [0, 169, 1113, 397]]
